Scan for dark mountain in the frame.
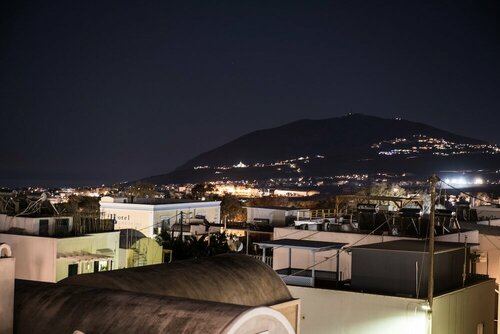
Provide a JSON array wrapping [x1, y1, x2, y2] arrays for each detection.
[[142, 114, 500, 184]]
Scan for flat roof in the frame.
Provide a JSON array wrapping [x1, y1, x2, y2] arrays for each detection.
[[100, 199, 221, 210], [243, 206, 306, 211], [132, 198, 210, 205], [255, 238, 347, 251], [351, 239, 476, 254], [1, 214, 72, 218]]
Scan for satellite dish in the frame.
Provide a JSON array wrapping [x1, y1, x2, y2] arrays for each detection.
[[228, 236, 244, 252], [236, 242, 243, 252]]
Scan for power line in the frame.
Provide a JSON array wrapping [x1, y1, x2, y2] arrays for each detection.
[[281, 219, 388, 279], [280, 191, 427, 279]]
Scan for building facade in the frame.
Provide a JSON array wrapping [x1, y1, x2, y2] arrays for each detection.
[[100, 197, 221, 238], [0, 231, 119, 282], [0, 214, 73, 236], [272, 227, 477, 281], [245, 206, 310, 227]]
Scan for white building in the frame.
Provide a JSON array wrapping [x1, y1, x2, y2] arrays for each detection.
[[273, 189, 320, 197], [0, 231, 119, 282], [0, 212, 120, 283], [99, 197, 221, 238], [272, 227, 477, 281], [290, 280, 493, 334], [256, 237, 494, 334], [245, 206, 310, 227], [0, 213, 73, 236]]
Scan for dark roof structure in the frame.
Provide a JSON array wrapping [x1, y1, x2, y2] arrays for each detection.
[[350, 239, 473, 254], [461, 222, 500, 236], [60, 254, 293, 307], [243, 206, 303, 211], [123, 198, 219, 205], [255, 239, 347, 251]]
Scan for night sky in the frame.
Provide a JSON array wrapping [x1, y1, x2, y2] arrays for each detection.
[[1, 0, 499, 187]]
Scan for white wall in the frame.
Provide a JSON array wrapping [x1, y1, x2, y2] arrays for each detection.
[[289, 286, 429, 334], [289, 280, 494, 334], [473, 233, 500, 333], [0, 234, 57, 282], [100, 205, 154, 236], [433, 280, 495, 334]]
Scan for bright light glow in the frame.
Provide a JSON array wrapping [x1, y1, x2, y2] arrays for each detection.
[[233, 162, 248, 168], [420, 303, 431, 312], [473, 177, 484, 185], [445, 176, 484, 186]]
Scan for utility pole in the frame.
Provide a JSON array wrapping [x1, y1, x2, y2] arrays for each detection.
[[427, 174, 438, 310], [179, 211, 184, 242]]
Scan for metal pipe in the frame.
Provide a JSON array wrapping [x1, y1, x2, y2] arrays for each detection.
[[427, 174, 438, 310], [463, 235, 468, 287]]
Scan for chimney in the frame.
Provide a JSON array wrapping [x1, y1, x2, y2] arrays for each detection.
[[0, 243, 15, 334]]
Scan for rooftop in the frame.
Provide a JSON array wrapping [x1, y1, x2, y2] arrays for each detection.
[[280, 225, 476, 239], [350, 239, 475, 253], [100, 196, 220, 206], [255, 238, 347, 251], [244, 205, 306, 211], [0, 213, 71, 219], [461, 222, 500, 236], [60, 254, 293, 307]]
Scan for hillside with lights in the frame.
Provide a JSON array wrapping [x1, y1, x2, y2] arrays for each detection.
[[143, 114, 500, 186]]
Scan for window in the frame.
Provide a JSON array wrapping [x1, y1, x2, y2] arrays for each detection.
[[55, 218, 70, 235], [39, 219, 49, 236]]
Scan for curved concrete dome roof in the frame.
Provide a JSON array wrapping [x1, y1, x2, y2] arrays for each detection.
[[60, 254, 293, 306], [14, 281, 294, 334]]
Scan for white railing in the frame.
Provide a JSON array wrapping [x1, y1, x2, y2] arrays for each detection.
[[249, 254, 273, 267]]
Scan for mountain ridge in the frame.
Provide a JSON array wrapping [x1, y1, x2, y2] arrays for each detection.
[[142, 114, 497, 184]]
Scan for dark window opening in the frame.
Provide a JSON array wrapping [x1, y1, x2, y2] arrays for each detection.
[[68, 264, 78, 277], [39, 220, 49, 236]]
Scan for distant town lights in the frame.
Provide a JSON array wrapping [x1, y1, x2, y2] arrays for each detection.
[[444, 178, 467, 185], [473, 177, 484, 185], [443, 177, 484, 186]]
